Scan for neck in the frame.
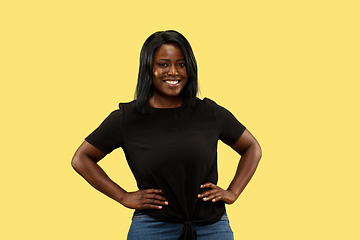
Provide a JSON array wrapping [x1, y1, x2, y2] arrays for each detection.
[[149, 94, 183, 108]]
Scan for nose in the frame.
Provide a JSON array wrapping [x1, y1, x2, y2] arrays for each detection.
[[167, 64, 179, 76]]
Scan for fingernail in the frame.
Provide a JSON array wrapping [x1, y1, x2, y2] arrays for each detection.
[[165, 201, 168, 205], [159, 206, 162, 209]]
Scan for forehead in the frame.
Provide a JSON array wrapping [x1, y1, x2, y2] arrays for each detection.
[[153, 43, 184, 59]]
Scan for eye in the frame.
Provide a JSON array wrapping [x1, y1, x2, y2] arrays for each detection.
[[178, 62, 186, 67], [158, 63, 168, 67]]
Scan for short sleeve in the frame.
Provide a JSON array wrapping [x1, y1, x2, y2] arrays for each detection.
[[207, 98, 246, 145], [85, 109, 123, 153]]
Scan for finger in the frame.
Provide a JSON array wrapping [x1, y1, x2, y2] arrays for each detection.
[[147, 194, 169, 205], [155, 193, 167, 199], [144, 198, 168, 206], [211, 195, 224, 202], [143, 194, 169, 205], [143, 204, 164, 210], [142, 196, 170, 208], [202, 192, 223, 202], [144, 189, 164, 194], [200, 182, 217, 189], [198, 189, 218, 198]]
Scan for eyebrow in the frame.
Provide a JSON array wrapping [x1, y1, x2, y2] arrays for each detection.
[[157, 59, 185, 61]]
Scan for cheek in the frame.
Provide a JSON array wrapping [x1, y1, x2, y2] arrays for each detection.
[[153, 69, 163, 79], [153, 71, 158, 79]]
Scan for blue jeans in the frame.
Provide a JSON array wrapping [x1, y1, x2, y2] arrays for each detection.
[[127, 212, 234, 240]]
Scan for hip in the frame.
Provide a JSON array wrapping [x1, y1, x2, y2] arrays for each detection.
[[127, 211, 234, 240]]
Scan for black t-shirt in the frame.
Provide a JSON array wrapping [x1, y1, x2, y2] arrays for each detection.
[[85, 97, 246, 232]]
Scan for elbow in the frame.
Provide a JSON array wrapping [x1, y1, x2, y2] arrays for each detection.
[[71, 156, 78, 171], [248, 140, 262, 163], [257, 144, 262, 161], [71, 155, 84, 173], [258, 146, 262, 161], [254, 140, 262, 162]]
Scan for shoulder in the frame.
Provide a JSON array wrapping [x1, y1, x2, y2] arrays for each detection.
[[98, 100, 137, 122], [118, 100, 136, 110], [195, 97, 215, 107], [193, 98, 230, 119], [196, 97, 224, 111], [198, 97, 239, 121]]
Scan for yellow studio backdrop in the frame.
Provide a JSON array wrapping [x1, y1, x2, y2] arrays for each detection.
[[1, 0, 359, 239]]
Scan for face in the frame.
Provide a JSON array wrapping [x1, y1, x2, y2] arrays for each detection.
[[152, 43, 188, 98]]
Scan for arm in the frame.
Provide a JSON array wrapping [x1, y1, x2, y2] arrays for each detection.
[[71, 141, 168, 209], [198, 129, 262, 204]]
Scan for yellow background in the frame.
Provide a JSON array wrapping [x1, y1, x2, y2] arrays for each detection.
[[1, 0, 359, 239]]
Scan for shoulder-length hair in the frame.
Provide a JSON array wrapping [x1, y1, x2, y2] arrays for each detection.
[[135, 30, 198, 113]]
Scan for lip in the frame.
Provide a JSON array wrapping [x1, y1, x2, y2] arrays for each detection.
[[163, 79, 181, 87], [163, 78, 181, 81]]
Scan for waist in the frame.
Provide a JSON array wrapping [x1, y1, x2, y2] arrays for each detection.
[[129, 211, 233, 240], [134, 200, 226, 224]]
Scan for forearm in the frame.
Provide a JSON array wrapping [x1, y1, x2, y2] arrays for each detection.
[[71, 156, 126, 204], [227, 143, 262, 199]]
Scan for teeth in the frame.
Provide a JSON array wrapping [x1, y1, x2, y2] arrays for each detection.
[[165, 80, 179, 85]]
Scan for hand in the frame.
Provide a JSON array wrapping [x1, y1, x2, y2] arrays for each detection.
[[120, 189, 169, 210], [197, 182, 237, 204]]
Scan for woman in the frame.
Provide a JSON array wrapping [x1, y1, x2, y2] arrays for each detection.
[[71, 30, 262, 240]]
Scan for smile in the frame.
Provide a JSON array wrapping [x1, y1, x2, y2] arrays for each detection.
[[164, 80, 181, 85]]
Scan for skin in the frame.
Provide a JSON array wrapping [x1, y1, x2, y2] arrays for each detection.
[[71, 141, 168, 209], [198, 129, 262, 204], [71, 43, 262, 210], [149, 43, 188, 108]]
